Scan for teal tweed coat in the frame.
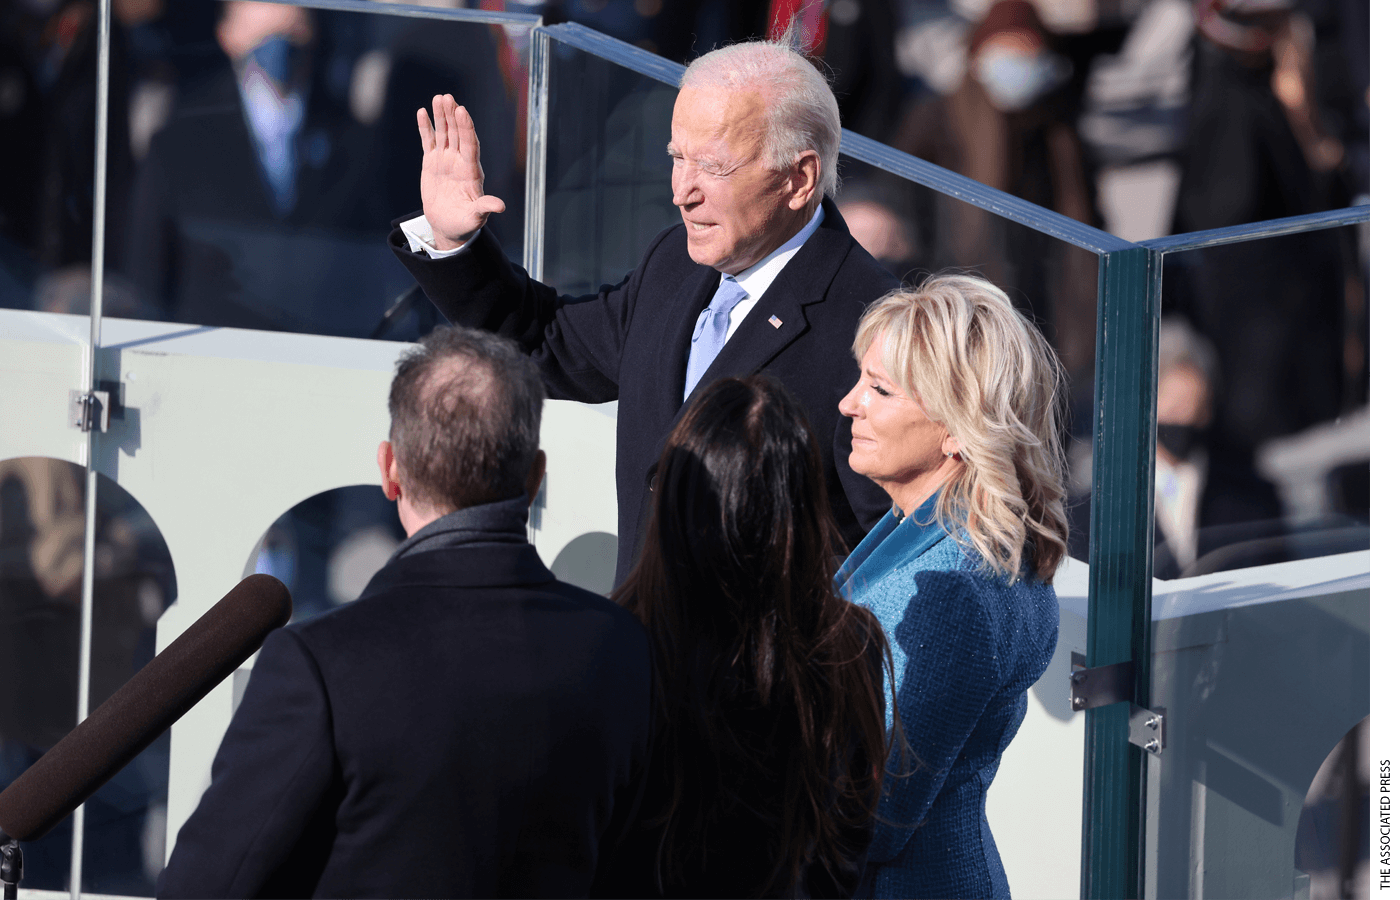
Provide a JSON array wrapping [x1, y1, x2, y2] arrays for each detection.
[[835, 493, 1058, 900]]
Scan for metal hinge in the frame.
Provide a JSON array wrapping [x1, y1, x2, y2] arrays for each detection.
[[1069, 653, 1166, 756], [68, 389, 110, 433], [1069, 656, 1133, 712], [1129, 705, 1166, 756]]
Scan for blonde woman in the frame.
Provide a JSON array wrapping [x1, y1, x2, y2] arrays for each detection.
[[834, 273, 1069, 899]]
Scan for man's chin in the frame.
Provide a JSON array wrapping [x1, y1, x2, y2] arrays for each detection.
[[685, 239, 718, 269]]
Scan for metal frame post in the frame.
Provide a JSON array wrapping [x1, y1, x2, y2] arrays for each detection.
[[524, 26, 551, 281], [1081, 246, 1158, 899]]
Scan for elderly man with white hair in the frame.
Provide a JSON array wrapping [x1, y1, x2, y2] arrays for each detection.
[[389, 38, 899, 584]]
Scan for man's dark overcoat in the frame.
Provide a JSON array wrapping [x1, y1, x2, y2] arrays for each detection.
[[389, 200, 899, 584], [156, 540, 651, 898]]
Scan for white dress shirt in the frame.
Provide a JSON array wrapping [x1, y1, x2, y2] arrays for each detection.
[[714, 204, 824, 339]]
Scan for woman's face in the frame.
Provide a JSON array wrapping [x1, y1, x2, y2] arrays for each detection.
[[838, 333, 959, 513]]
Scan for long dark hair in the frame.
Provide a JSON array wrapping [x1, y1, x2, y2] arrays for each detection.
[[615, 375, 892, 896]]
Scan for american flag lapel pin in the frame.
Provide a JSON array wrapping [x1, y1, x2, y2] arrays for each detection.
[[768, 315, 783, 329]]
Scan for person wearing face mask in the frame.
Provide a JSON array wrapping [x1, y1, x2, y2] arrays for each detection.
[[892, 0, 1102, 387], [123, 1, 387, 333], [1151, 318, 1282, 578]]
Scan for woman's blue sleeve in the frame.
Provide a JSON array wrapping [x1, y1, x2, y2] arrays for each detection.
[[868, 567, 1002, 864]]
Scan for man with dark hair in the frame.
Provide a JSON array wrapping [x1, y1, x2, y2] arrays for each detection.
[[157, 326, 652, 898]]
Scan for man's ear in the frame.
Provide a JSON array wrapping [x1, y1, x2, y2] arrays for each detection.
[[526, 449, 546, 504], [378, 441, 402, 502], [787, 150, 821, 210]]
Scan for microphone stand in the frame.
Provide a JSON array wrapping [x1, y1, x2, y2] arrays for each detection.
[[0, 831, 22, 900]]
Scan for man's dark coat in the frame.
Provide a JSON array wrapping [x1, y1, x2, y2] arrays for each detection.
[[156, 540, 651, 898], [389, 200, 899, 584]]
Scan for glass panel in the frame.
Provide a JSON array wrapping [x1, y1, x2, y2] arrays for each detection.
[[110, 1, 533, 340], [0, 458, 84, 892], [0, 461, 175, 893], [0, 1, 106, 317], [541, 43, 679, 294], [1145, 221, 1369, 899], [247, 485, 405, 623], [1154, 223, 1367, 579], [79, 474, 177, 895]]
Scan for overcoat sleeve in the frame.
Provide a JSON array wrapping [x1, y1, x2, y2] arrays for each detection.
[[157, 628, 338, 899], [389, 214, 674, 405]]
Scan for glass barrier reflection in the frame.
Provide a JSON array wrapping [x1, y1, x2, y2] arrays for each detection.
[[247, 485, 404, 623], [0, 0, 115, 318], [0, 458, 176, 894], [541, 42, 679, 295], [111, 1, 530, 340], [1152, 223, 1367, 579], [1144, 219, 1368, 899]]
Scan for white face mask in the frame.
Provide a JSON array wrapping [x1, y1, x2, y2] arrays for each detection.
[[973, 46, 1070, 112]]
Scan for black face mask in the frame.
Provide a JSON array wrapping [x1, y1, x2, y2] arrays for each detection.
[[1158, 424, 1206, 460]]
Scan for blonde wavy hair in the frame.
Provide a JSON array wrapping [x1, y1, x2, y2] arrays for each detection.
[[853, 274, 1070, 582]]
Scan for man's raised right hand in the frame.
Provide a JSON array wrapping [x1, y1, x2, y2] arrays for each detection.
[[418, 93, 507, 252]]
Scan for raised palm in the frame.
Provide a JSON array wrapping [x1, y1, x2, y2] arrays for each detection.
[[418, 93, 506, 251]]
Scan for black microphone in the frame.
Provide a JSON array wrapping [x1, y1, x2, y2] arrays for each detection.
[[0, 574, 292, 843]]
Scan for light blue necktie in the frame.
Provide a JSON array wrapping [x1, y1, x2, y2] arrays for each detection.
[[683, 275, 748, 400]]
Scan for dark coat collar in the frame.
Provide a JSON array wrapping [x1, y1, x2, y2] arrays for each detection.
[[359, 540, 557, 598]]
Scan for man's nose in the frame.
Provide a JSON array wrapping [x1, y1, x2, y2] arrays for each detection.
[[672, 166, 700, 207]]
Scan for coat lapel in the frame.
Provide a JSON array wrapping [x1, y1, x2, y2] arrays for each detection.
[[646, 201, 856, 468], [677, 199, 855, 411], [657, 264, 722, 414]]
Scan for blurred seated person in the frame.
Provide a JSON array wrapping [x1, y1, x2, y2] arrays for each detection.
[[596, 375, 892, 897], [1152, 317, 1281, 578], [158, 326, 651, 897], [124, 1, 395, 335], [833, 274, 1064, 899]]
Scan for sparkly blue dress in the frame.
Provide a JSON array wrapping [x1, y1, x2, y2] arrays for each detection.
[[835, 493, 1059, 899]]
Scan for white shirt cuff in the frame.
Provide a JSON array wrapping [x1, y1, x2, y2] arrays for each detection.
[[399, 214, 478, 259]]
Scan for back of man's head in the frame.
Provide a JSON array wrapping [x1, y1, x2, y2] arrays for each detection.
[[681, 33, 842, 201], [388, 326, 544, 512]]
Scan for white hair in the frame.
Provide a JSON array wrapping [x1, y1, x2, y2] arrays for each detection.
[[680, 36, 842, 200]]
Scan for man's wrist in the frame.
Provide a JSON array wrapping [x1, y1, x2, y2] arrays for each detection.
[[400, 215, 478, 259], [430, 230, 467, 253]]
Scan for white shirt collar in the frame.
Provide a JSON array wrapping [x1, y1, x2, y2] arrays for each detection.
[[728, 204, 825, 300]]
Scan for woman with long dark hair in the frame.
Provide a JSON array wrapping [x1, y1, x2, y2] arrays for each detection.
[[595, 374, 893, 898]]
